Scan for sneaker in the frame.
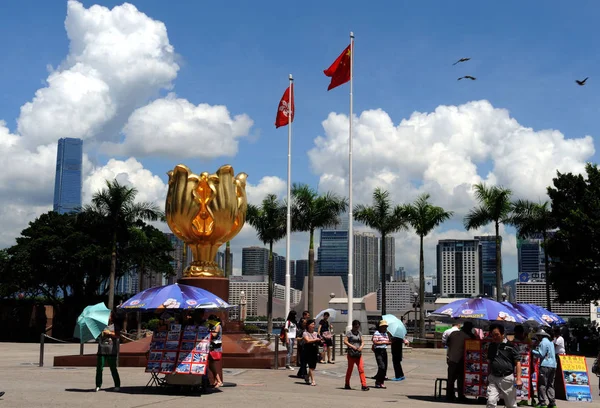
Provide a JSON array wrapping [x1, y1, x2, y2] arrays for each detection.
[[304, 375, 310, 385], [95, 387, 100, 392], [0, 392, 5, 398], [517, 402, 529, 407], [344, 384, 352, 390], [391, 377, 405, 381], [534, 404, 547, 408], [374, 384, 387, 389], [285, 366, 294, 370], [114, 387, 120, 392], [361, 386, 370, 391], [547, 405, 557, 408]]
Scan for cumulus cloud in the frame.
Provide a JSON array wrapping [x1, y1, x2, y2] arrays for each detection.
[[17, 1, 180, 148], [309, 100, 594, 278], [104, 95, 253, 158]]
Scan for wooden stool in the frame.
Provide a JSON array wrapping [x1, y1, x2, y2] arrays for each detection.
[[434, 377, 447, 399]]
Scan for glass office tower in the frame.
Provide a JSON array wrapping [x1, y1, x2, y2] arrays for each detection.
[[53, 138, 83, 214]]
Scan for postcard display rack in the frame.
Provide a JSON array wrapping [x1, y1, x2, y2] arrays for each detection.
[[147, 324, 211, 377], [463, 340, 537, 400]]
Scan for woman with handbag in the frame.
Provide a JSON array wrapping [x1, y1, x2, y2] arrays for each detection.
[[343, 320, 369, 391], [302, 319, 320, 386], [95, 311, 122, 392], [317, 312, 334, 364], [207, 315, 223, 388]]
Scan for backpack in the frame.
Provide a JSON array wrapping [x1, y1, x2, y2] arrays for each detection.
[[279, 325, 287, 344]]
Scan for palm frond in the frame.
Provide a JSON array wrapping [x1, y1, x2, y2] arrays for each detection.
[[464, 205, 492, 230]]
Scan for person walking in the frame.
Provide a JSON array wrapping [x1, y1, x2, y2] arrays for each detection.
[[284, 311, 298, 370], [95, 311, 122, 392], [343, 320, 369, 391], [317, 312, 334, 364], [302, 319, 320, 386], [390, 335, 409, 381], [486, 324, 523, 408], [372, 320, 391, 389], [552, 327, 566, 359], [296, 318, 308, 378], [446, 321, 475, 402], [532, 328, 557, 408]]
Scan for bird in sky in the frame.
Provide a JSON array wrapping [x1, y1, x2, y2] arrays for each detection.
[[575, 77, 589, 86], [453, 57, 471, 65], [458, 76, 476, 81]]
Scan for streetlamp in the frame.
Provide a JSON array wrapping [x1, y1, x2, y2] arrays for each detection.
[[412, 292, 419, 336]]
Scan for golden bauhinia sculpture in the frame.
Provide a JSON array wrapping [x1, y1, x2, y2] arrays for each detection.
[[165, 164, 248, 277]]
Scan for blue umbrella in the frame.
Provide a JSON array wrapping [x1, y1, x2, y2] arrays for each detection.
[[74, 302, 111, 343], [502, 302, 547, 327], [430, 298, 526, 325], [382, 314, 407, 339], [119, 283, 231, 310], [525, 304, 566, 325]]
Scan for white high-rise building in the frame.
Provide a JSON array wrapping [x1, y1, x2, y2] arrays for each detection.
[[436, 239, 481, 296], [377, 281, 411, 312]]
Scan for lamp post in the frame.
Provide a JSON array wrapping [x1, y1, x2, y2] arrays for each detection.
[[412, 292, 419, 335]]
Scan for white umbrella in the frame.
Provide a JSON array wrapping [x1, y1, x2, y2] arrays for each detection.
[[315, 308, 337, 322]]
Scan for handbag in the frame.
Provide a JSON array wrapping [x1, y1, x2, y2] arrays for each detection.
[[209, 351, 222, 361], [348, 347, 362, 358], [321, 331, 332, 340]]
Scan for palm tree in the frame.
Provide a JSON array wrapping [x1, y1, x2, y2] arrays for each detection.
[[509, 200, 557, 310], [354, 188, 408, 315], [84, 180, 161, 309], [403, 194, 453, 337], [464, 183, 512, 301], [291, 184, 347, 316], [246, 194, 287, 336]]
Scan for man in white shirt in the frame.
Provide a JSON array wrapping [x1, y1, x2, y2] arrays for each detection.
[[442, 323, 460, 348], [446, 322, 475, 402]]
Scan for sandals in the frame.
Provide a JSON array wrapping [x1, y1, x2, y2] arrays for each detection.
[[311, 382, 317, 386]]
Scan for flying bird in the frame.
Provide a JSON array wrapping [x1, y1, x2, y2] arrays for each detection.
[[458, 76, 476, 81], [575, 77, 589, 86], [453, 57, 471, 65]]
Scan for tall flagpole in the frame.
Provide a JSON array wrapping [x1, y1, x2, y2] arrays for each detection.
[[347, 32, 354, 332], [285, 74, 293, 320]]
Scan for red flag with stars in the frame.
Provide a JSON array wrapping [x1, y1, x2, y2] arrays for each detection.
[[324, 44, 351, 91], [275, 84, 294, 128]]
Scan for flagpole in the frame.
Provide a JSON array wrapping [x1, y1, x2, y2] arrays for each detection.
[[347, 32, 354, 332], [285, 73, 293, 320]]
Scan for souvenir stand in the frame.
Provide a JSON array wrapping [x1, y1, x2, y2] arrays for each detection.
[[463, 339, 537, 400], [146, 323, 212, 390]]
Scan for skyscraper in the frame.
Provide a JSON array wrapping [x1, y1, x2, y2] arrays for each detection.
[[353, 232, 379, 297], [384, 236, 395, 282], [474, 235, 501, 296], [53, 138, 83, 214], [317, 229, 349, 289], [295, 259, 308, 290], [436, 239, 481, 296], [241, 246, 269, 276], [517, 233, 551, 282]]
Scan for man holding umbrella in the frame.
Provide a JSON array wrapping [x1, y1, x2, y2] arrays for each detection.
[[382, 314, 409, 381]]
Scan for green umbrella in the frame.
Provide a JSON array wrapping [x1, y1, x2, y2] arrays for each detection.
[[74, 302, 111, 343]]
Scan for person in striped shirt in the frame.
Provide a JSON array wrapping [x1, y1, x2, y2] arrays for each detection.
[[372, 320, 391, 389]]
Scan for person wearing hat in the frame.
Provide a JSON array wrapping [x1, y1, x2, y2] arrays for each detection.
[[372, 320, 391, 389], [446, 321, 476, 402], [532, 328, 557, 408]]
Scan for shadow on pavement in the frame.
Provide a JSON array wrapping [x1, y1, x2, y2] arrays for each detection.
[[406, 395, 483, 405], [64, 386, 225, 396]]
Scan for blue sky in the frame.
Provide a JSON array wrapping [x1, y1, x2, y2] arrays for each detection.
[[1, 1, 598, 282]]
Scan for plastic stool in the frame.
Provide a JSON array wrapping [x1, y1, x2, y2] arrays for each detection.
[[434, 377, 447, 399]]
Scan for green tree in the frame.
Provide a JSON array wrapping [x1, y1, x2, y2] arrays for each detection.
[[546, 164, 600, 303], [291, 184, 347, 316], [403, 194, 452, 336], [464, 183, 512, 301], [354, 188, 407, 315], [509, 200, 557, 310], [84, 180, 161, 309], [246, 194, 287, 336]]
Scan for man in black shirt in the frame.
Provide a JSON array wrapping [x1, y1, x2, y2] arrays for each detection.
[[486, 324, 522, 408]]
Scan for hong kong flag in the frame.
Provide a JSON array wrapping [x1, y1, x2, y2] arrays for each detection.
[[324, 44, 351, 91], [275, 84, 294, 128]]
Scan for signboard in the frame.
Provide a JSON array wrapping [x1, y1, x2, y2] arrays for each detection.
[[463, 339, 534, 400], [556, 355, 593, 402], [146, 324, 211, 376]]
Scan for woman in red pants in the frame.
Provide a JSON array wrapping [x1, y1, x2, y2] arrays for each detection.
[[343, 320, 369, 391]]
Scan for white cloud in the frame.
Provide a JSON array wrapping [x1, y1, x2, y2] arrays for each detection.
[[310, 100, 594, 280], [245, 176, 286, 205], [104, 94, 253, 158], [17, 0, 179, 147]]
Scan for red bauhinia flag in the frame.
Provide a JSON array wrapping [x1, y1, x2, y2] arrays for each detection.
[[275, 84, 294, 128], [324, 44, 351, 91]]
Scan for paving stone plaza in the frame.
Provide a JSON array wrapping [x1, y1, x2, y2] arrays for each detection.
[[0, 343, 597, 408]]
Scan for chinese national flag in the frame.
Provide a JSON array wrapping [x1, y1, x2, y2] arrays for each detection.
[[324, 44, 351, 91], [275, 84, 294, 128]]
